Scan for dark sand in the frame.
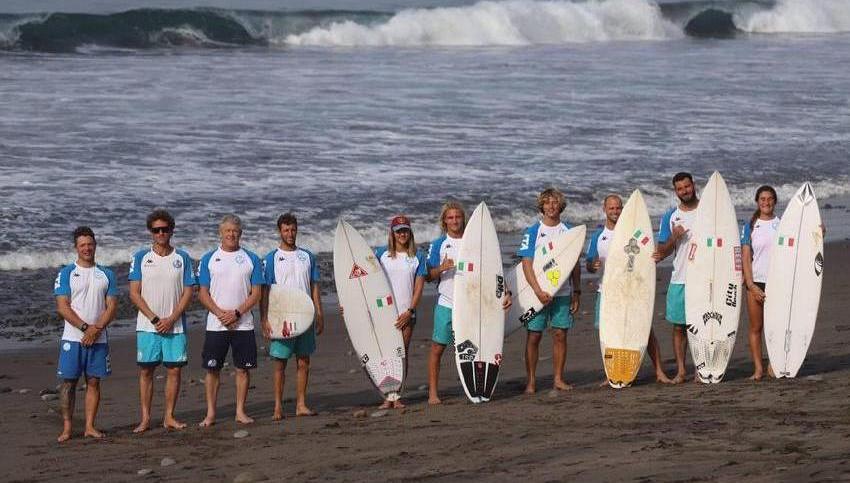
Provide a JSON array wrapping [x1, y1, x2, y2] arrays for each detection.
[[1, 241, 849, 482]]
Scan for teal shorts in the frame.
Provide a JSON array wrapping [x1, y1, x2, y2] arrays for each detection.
[[432, 304, 453, 346], [594, 292, 601, 329], [137, 331, 188, 367], [666, 283, 686, 325], [526, 295, 573, 332], [269, 327, 316, 359]]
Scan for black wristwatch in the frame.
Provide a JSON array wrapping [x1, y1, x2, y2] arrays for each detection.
[[234, 309, 242, 319], [151, 316, 161, 325], [407, 308, 416, 315], [80, 322, 89, 332]]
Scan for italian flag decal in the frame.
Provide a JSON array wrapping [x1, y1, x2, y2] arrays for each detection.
[[376, 295, 393, 308], [457, 261, 474, 272], [778, 236, 795, 247], [706, 237, 723, 248], [541, 241, 555, 255], [632, 229, 650, 246]]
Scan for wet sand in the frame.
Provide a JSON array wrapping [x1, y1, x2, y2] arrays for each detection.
[[1, 240, 849, 482]]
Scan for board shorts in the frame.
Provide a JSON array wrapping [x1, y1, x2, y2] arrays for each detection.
[[665, 283, 686, 325], [269, 327, 316, 360], [432, 304, 453, 345], [526, 295, 573, 332], [201, 330, 257, 370], [137, 331, 188, 368], [57, 341, 111, 380], [594, 293, 601, 329]]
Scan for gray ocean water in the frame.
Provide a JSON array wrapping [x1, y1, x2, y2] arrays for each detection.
[[1, 0, 850, 271]]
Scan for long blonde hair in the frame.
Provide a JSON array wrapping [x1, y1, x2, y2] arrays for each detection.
[[439, 201, 466, 234]]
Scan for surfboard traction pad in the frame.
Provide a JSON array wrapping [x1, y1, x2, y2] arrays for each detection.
[[690, 334, 735, 383], [603, 348, 641, 387], [363, 355, 404, 399], [456, 338, 500, 401]]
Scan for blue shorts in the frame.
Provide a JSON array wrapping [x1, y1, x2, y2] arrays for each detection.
[[432, 304, 453, 346], [137, 331, 188, 367], [666, 283, 686, 325], [526, 295, 573, 332], [57, 340, 111, 380], [594, 292, 601, 329], [269, 327, 316, 360]]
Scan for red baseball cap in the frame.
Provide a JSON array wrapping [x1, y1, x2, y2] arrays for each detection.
[[390, 215, 411, 232]]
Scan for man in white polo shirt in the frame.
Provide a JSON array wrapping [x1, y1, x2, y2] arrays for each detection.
[[54, 226, 118, 443], [128, 209, 197, 433], [197, 214, 264, 426]]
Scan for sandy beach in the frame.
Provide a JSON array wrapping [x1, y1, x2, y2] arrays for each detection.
[[0, 240, 847, 482]]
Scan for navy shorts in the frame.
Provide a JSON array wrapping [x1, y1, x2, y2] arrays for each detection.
[[201, 330, 257, 370]]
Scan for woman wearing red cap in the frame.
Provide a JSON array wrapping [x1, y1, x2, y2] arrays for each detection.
[[374, 215, 427, 408]]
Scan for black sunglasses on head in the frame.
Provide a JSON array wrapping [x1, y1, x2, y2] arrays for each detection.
[[151, 227, 172, 234]]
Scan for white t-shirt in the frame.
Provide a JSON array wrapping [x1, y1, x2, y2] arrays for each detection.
[[54, 263, 118, 343], [376, 246, 427, 314], [427, 234, 462, 308], [586, 225, 615, 293], [658, 206, 697, 284], [128, 247, 197, 333], [741, 216, 780, 283], [262, 247, 319, 295], [198, 247, 265, 331]]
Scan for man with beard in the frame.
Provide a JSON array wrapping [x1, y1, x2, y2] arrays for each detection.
[[653, 173, 700, 384]]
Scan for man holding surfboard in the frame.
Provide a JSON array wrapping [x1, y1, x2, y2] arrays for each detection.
[[260, 213, 323, 420], [654, 172, 699, 384], [518, 188, 581, 393], [587, 194, 671, 384]]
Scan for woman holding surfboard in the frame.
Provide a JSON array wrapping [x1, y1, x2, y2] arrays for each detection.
[[374, 215, 427, 408], [741, 185, 779, 381]]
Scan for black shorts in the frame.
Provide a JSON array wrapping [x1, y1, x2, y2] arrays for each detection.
[[201, 330, 257, 371]]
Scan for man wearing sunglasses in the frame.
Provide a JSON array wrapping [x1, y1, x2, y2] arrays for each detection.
[[128, 209, 197, 433]]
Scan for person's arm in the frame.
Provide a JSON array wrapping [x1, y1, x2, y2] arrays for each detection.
[[585, 230, 600, 273], [56, 296, 88, 330], [570, 262, 581, 313], [259, 285, 272, 338], [129, 280, 158, 322], [199, 286, 235, 326], [522, 258, 552, 305], [237, 284, 262, 317], [312, 283, 324, 335]]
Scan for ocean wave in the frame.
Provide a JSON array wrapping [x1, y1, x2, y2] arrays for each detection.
[[735, 0, 850, 33], [2, 177, 846, 271]]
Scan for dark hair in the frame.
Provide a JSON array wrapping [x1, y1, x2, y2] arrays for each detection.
[[749, 185, 778, 230], [672, 172, 693, 185], [276, 212, 298, 229], [146, 209, 175, 230], [72, 226, 96, 245]]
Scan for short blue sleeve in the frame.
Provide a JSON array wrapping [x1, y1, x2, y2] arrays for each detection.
[[562, 221, 573, 230], [740, 222, 752, 246], [657, 208, 675, 243], [247, 250, 265, 286], [263, 250, 276, 285], [517, 223, 539, 259], [427, 236, 446, 269], [53, 264, 73, 297], [128, 248, 147, 281], [415, 250, 428, 277], [198, 250, 214, 287], [586, 227, 603, 263], [307, 250, 320, 283], [100, 266, 119, 297], [177, 249, 197, 286], [374, 246, 388, 260]]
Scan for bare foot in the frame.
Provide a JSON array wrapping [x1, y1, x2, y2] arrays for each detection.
[[656, 373, 673, 384], [57, 430, 72, 443], [428, 396, 442, 405], [598, 379, 610, 388], [523, 384, 536, 395], [392, 400, 406, 409], [84, 428, 105, 439], [235, 414, 255, 424], [671, 373, 686, 384], [378, 400, 393, 410], [767, 365, 775, 378], [553, 381, 573, 391], [163, 418, 187, 430], [198, 417, 215, 428], [295, 406, 317, 417], [133, 421, 150, 433], [272, 411, 284, 422]]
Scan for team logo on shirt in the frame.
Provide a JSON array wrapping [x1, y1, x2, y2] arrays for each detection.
[[94, 270, 106, 279], [297, 252, 308, 261], [278, 256, 285, 261], [235, 254, 246, 264], [73, 272, 80, 277], [145, 259, 155, 265], [173, 259, 182, 269]]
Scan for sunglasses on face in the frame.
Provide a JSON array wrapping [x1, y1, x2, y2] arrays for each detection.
[[151, 227, 172, 234]]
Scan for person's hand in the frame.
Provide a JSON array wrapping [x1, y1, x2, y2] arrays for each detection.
[[672, 223, 689, 242], [439, 257, 455, 273], [748, 283, 766, 303], [535, 289, 552, 306], [80, 325, 100, 346], [155, 315, 176, 334], [261, 319, 272, 339], [218, 310, 238, 327], [395, 310, 412, 330], [570, 294, 580, 314], [591, 259, 602, 272], [316, 313, 324, 336], [502, 291, 513, 311], [652, 249, 663, 263], [338, 306, 345, 316]]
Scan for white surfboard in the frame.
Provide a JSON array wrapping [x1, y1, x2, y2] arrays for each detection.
[[333, 219, 405, 401], [764, 183, 823, 378], [598, 190, 655, 388], [452, 202, 505, 403], [267, 286, 314, 340], [685, 171, 743, 383], [505, 225, 587, 337]]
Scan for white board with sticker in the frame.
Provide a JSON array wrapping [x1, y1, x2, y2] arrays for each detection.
[[684, 171, 743, 383], [452, 202, 505, 403], [267, 286, 314, 340], [598, 189, 655, 388], [505, 225, 586, 337], [333, 219, 405, 401], [764, 182, 823, 378]]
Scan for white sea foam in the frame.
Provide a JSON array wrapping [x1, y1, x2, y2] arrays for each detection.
[[284, 0, 681, 47], [735, 0, 850, 33]]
